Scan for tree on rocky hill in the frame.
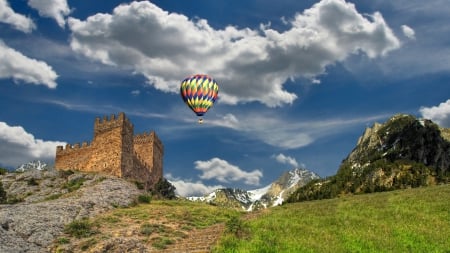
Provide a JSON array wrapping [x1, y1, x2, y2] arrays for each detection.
[[152, 178, 176, 199]]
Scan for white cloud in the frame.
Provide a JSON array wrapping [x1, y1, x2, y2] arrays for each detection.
[[0, 122, 66, 168], [166, 173, 223, 197], [401, 25, 415, 40], [419, 99, 450, 128], [27, 0, 70, 28], [0, 40, 58, 88], [68, 0, 400, 108], [0, 0, 35, 33], [194, 157, 263, 185], [273, 153, 299, 168], [209, 112, 390, 149], [131, 90, 140, 96]]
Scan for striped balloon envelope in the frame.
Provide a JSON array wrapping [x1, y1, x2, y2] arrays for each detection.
[[180, 74, 219, 123]]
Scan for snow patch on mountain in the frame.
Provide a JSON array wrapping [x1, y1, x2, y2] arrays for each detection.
[[187, 168, 320, 211], [16, 160, 49, 172]]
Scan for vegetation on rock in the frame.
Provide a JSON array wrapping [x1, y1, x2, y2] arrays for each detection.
[[288, 114, 450, 203]]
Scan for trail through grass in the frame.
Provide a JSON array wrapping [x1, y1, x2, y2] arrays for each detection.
[[52, 200, 242, 252]]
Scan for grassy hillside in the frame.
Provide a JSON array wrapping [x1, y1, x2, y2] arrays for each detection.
[[214, 184, 450, 253], [51, 185, 450, 252], [51, 199, 243, 252]]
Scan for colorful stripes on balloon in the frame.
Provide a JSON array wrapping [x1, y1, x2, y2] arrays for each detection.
[[180, 74, 219, 116]]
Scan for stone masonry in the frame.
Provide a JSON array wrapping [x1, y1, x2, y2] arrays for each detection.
[[55, 112, 163, 190]]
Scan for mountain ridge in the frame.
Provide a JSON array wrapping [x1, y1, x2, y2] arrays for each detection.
[[187, 168, 320, 211], [288, 114, 450, 203]]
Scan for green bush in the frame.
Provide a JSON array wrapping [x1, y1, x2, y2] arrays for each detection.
[[64, 218, 97, 238], [63, 177, 86, 192], [152, 178, 176, 199], [152, 236, 174, 249], [225, 216, 250, 239], [6, 195, 24, 204], [0, 167, 8, 175], [0, 182, 6, 204], [27, 178, 39, 186], [138, 194, 152, 204], [134, 181, 144, 190]]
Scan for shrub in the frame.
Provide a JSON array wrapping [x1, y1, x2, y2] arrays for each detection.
[[0, 167, 8, 175], [140, 223, 156, 236], [135, 181, 144, 190], [63, 177, 86, 192], [7, 195, 24, 204], [152, 178, 176, 199], [0, 182, 6, 204], [225, 216, 250, 239], [152, 237, 174, 249], [27, 178, 39, 186], [138, 194, 152, 204], [64, 218, 97, 238], [56, 237, 70, 244]]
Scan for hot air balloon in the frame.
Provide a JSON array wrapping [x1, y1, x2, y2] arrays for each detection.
[[180, 74, 219, 124]]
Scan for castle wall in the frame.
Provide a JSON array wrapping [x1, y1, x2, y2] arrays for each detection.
[[134, 131, 164, 186], [55, 143, 92, 171], [55, 112, 163, 190]]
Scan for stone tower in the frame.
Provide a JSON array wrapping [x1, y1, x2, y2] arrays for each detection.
[[55, 112, 163, 190]]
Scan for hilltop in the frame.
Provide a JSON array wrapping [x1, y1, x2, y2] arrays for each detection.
[[0, 168, 142, 252], [288, 114, 450, 202]]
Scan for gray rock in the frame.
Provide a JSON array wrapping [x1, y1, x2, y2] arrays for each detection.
[[0, 170, 142, 252]]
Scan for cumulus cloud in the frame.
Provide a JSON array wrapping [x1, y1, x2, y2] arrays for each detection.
[[0, 40, 58, 88], [28, 0, 71, 28], [273, 153, 299, 168], [166, 173, 223, 197], [0, 122, 66, 168], [419, 99, 450, 127], [194, 157, 263, 185], [0, 0, 35, 33], [68, 0, 400, 108], [401, 25, 415, 40]]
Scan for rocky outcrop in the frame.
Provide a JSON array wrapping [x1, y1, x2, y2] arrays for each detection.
[[288, 114, 450, 203], [0, 169, 141, 253]]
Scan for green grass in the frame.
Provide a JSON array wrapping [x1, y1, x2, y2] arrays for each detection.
[[62, 177, 86, 192], [64, 218, 98, 239], [214, 184, 450, 253], [57, 200, 242, 251]]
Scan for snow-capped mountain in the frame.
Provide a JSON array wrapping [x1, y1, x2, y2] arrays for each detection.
[[187, 168, 320, 211], [16, 160, 50, 172]]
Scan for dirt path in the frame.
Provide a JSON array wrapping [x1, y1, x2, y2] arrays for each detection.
[[155, 210, 268, 253], [157, 223, 225, 253]]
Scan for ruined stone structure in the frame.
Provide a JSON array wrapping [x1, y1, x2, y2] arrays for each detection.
[[55, 112, 163, 189]]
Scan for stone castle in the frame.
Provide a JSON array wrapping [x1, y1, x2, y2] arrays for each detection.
[[55, 112, 163, 190]]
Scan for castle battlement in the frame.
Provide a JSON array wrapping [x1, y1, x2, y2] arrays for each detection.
[[94, 112, 134, 137], [56, 141, 92, 154], [55, 112, 163, 190]]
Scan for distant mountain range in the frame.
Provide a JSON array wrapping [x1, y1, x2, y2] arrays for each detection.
[[16, 160, 49, 172], [187, 168, 320, 211], [288, 114, 450, 203]]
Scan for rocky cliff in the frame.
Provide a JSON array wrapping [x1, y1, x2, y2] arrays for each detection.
[[0, 168, 141, 253], [288, 114, 450, 202]]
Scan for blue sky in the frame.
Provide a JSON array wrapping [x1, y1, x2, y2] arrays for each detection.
[[1, 0, 450, 196]]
